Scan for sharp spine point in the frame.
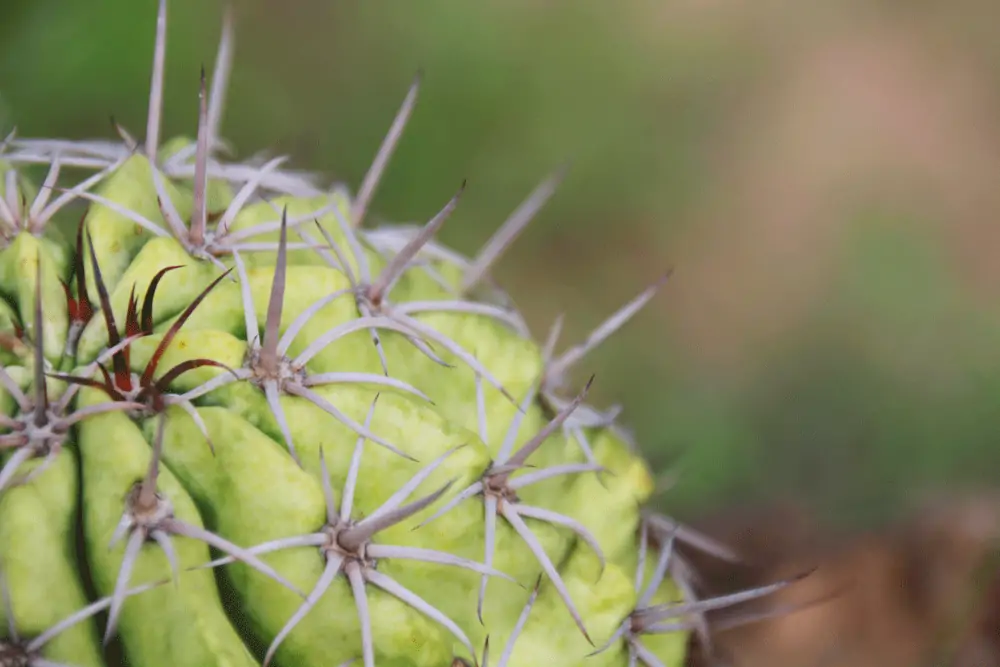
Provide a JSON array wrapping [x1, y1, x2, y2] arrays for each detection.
[[145, 0, 169, 161], [350, 75, 421, 230]]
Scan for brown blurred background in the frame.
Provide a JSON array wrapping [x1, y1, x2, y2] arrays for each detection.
[[3, 1, 1000, 662]]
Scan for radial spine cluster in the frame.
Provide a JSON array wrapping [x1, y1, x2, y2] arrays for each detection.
[[0, 2, 800, 667]]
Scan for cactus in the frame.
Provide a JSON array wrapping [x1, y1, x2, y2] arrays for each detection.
[[0, 2, 798, 666]]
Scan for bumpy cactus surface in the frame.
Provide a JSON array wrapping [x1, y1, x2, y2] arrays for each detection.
[[0, 3, 796, 667]]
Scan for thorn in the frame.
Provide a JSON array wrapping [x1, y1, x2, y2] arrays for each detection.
[[0, 448, 34, 495], [505, 375, 594, 469], [85, 227, 132, 390], [141, 265, 183, 334], [145, 0, 169, 162], [137, 413, 168, 511], [480, 637, 490, 667], [259, 208, 288, 373], [31, 257, 47, 427], [368, 181, 465, 304], [491, 576, 542, 667], [547, 271, 672, 386], [461, 165, 567, 294], [265, 379, 303, 467], [207, 3, 235, 150], [350, 72, 421, 230], [216, 156, 288, 237], [389, 312, 518, 406], [541, 314, 564, 363], [639, 568, 815, 627], [27, 155, 62, 232], [150, 167, 190, 240], [504, 505, 593, 645], [703, 578, 847, 635], [5, 171, 21, 226], [110, 116, 138, 152], [364, 568, 477, 658], [139, 267, 232, 389], [190, 65, 210, 247], [124, 285, 141, 338], [285, 383, 413, 462], [339, 479, 455, 553], [318, 446, 338, 526], [346, 562, 375, 667], [104, 529, 145, 644], [72, 215, 93, 323], [0, 567, 19, 642], [340, 395, 379, 520], [0, 128, 15, 154], [166, 518, 306, 597], [263, 552, 344, 666]]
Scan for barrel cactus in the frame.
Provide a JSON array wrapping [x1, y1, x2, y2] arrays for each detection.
[[0, 2, 797, 666]]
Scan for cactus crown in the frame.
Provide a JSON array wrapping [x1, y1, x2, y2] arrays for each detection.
[[0, 2, 806, 667]]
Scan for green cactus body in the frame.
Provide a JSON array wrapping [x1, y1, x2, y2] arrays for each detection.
[[0, 2, 796, 666]]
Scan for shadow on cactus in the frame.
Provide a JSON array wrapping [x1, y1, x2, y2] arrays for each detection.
[[0, 1, 814, 666]]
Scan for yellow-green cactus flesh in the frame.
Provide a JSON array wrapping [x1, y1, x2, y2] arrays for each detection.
[[0, 5, 753, 666], [0, 153, 694, 667]]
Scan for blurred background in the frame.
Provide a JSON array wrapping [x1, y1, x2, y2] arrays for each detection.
[[3, 0, 1000, 534]]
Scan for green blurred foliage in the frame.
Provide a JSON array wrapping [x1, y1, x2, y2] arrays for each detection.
[[4, 0, 1000, 530]]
